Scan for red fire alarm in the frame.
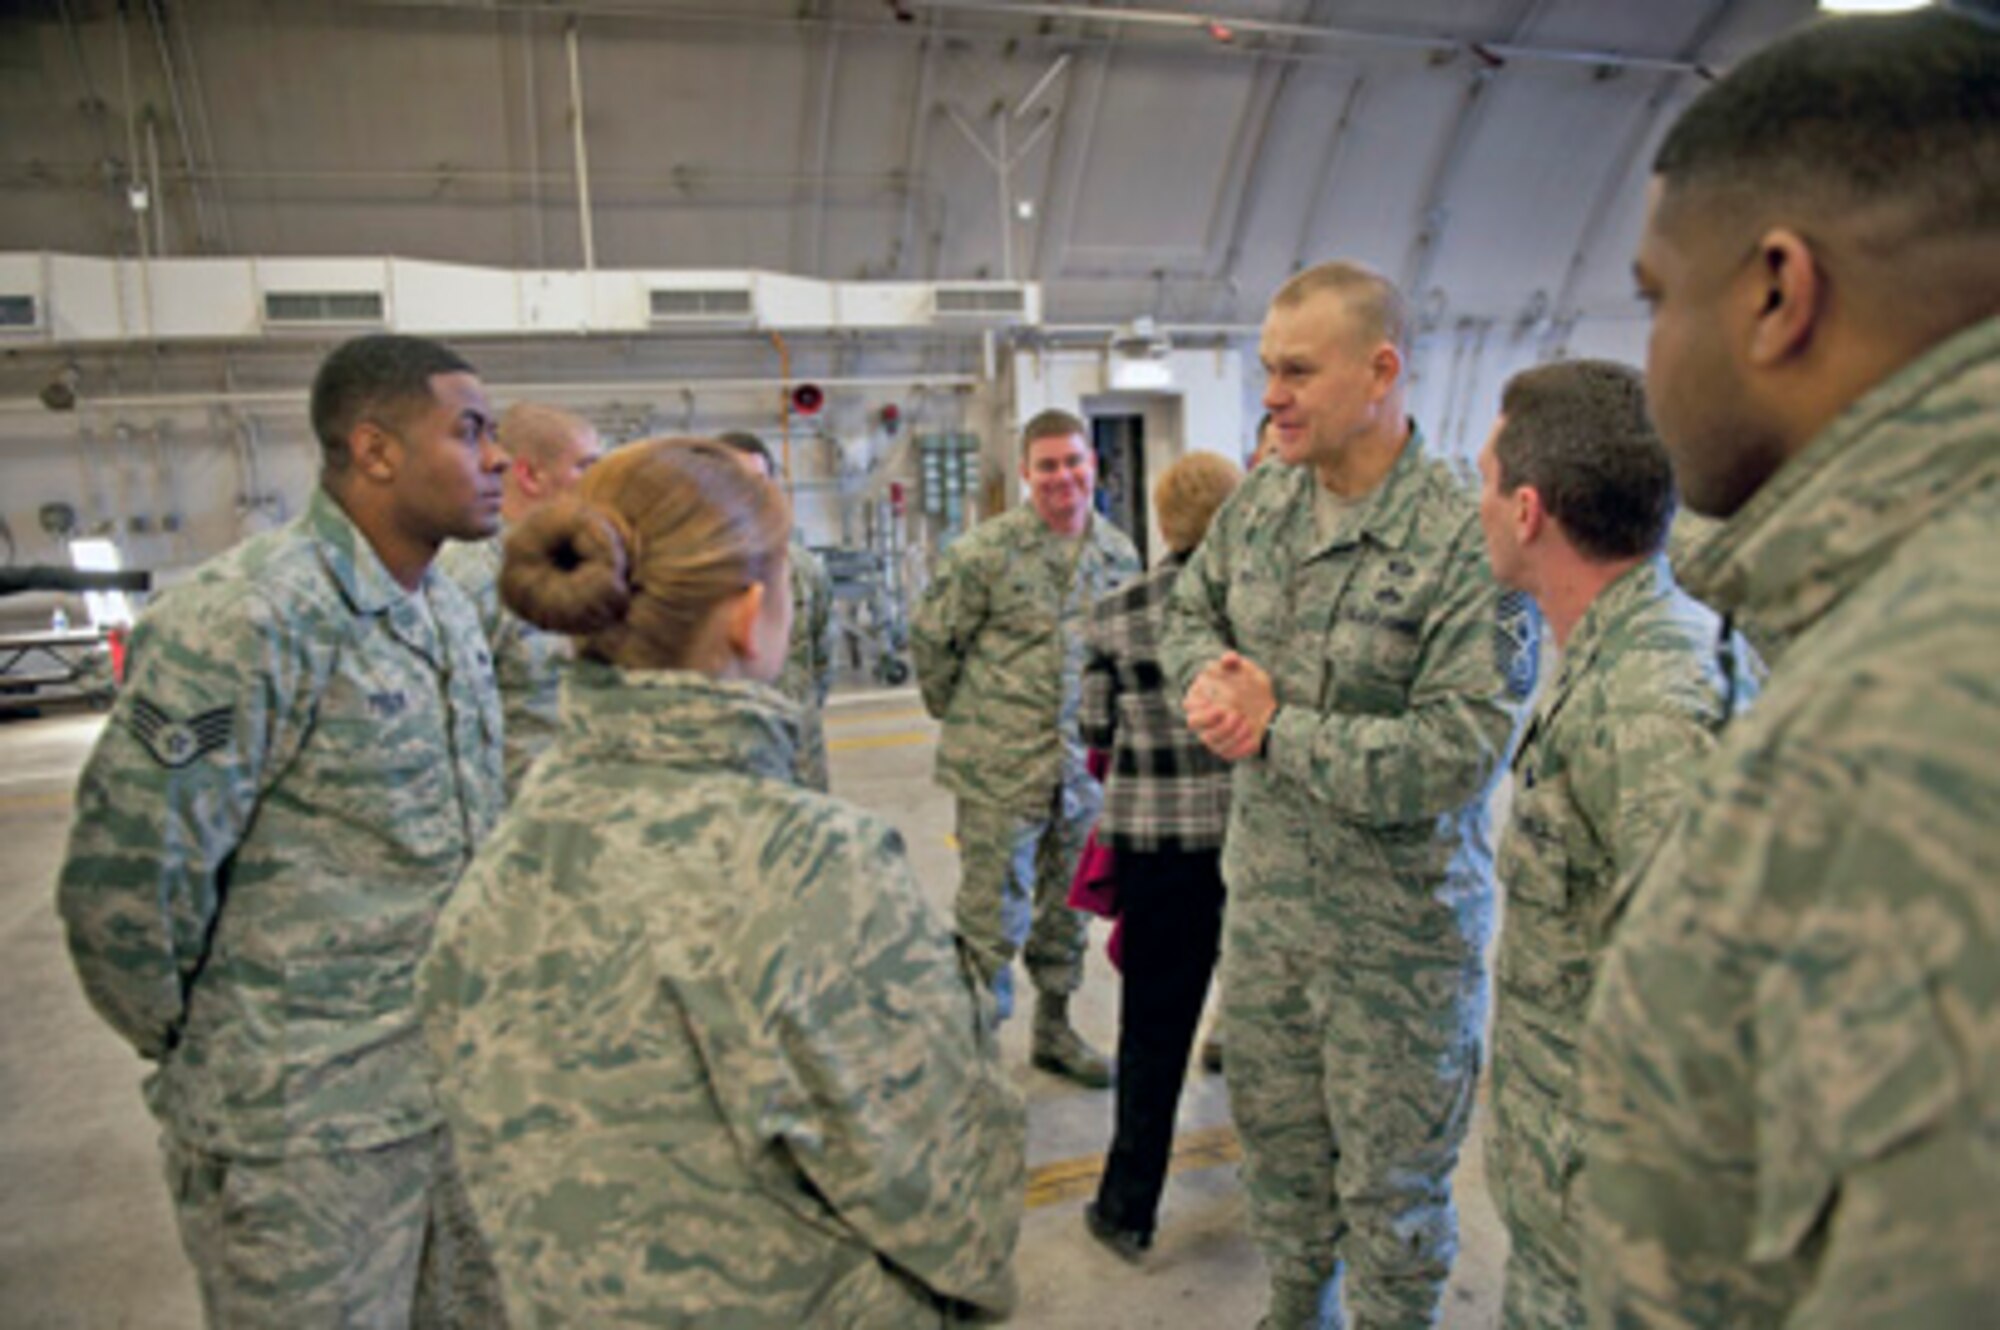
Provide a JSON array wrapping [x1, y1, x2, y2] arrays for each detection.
[[791, 383, 824, 415]]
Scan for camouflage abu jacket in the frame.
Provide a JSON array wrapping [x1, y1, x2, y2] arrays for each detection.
[[419, 663, 1024, 1327], [438, 529, 573, 798], [777, 533, 838, 792], [1160, 427, 1536, 964], [911, 505, 1141, 813], [1582, 316, 2000, 1328], [1487, 556, 1754, 1259], [57, 486, 504, 1158]]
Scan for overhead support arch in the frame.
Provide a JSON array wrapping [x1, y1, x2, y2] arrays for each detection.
[[892, 11, 945, 280], [790, 3, 842, 277], [1287, 74, 1368, 277], [1213, 0, 1345, 316], [1541, 0, 1739, 359], [1035, 27, 1117, 286]]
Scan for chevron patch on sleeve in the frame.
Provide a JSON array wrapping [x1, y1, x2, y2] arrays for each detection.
[[128, 697, 234, 769]]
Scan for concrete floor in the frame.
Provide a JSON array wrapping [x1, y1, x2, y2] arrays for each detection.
[[0, 692, 1506, 1329]]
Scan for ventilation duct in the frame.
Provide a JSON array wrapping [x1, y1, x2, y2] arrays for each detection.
[[261, 290, 387, 328], [931, 283, 1030, 323], [0, 293, 42, 334], [648, 285, 757, 326]]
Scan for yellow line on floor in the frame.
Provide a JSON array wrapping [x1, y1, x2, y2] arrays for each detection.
[[826, 731, 932, 753], [1024, 1124, 1241, 1210], [825, 707, 930, 727], [0, 792, 74, 815]]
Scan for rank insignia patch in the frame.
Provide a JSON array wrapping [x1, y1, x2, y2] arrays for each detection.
[[129, 698, 234, 769], [1494, 589, 1539, 702]]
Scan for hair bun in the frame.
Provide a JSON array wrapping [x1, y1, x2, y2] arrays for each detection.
[[499, 496, 634, 634]]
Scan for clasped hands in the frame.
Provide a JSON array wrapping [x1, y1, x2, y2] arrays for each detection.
[[1183, 651, 1278, 762]]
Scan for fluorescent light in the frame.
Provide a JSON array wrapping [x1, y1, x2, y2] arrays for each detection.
[[69, 537, 134, 629], [1819, 0, 1931, 12]]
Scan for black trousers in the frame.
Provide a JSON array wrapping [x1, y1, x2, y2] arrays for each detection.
[[1093, 845, 1226, 1236]]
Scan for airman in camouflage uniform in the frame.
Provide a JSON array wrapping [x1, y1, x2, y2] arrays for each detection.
[[780, 533, 839, 790], [717, 432, 841, 792], [1471, 360, 1758, 1329], [438, 402, 602, 798], [422, 665, 1022, 1328], [1164, 263, 1535, 1329], [910, 410, 1141, 1087], [1582, 12, 2000, 1325], [56, 334, 510, 1326], [421, 438, 1022, 1327]]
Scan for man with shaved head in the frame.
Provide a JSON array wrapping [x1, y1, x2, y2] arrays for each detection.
[[439, 401, 603, 796], [1582, 8, 2000, 1325]]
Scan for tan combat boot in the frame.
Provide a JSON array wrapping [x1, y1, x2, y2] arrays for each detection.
[[1030, 992, 1113, 1089]]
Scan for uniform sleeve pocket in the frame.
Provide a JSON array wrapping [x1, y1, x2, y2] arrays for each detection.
[[1750, 920, 1961, 1262]]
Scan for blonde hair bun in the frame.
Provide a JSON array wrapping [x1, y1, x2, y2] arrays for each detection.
[[500, 495, 634, 634]]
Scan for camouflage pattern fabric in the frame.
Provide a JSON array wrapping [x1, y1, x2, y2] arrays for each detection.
[[438, 530, 573, 799], [777, 533, 838, 792], [1581, 317, 2000, 1327], [1485, 555, 1756, 1330], [1160, 428, 1536, 1327], [57, 484, 505, 1159], [419, 663, 1024, 1328], [953, 781, 1099, 1016], [911, 506, 1141, 815], [160, 1126, 505, 1328]]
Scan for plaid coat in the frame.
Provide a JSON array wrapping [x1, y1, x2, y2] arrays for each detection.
[[1080, 553, 1232, 853]]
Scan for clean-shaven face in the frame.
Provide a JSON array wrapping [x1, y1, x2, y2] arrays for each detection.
[[1022, 431, 1096, 533]]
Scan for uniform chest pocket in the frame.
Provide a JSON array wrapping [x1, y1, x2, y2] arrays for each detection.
[[1499, 775, 1573, 911], [1323, 608, 1423, 714], [1320, 555, 1429, 713], [302, 661, 459, 863], [1497, 773, 1598, 1014]]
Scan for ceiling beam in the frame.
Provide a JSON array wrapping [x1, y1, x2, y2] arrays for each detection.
[[1541, 0, 1741, 357], [891, 11, 943, 279]]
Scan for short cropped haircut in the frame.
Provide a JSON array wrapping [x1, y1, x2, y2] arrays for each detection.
[[1271, 261, 1409, 355], [1021, 409, 1087, 447], [1494, 360, 1674, 562], [1154, 452, 1243, 555], [310, 334, 474, 472], [500, 403, 598, 469], [714, 430, 778, 479], [1654, 9, 1999, 242]]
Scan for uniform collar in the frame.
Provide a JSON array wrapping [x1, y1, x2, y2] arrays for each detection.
[[1558, 555, 1672, 690], [1679, 316, 2000, 661], [561, 660, 799, 780], [1287, 419, 1433, 557], [307, 486, 430, 616]]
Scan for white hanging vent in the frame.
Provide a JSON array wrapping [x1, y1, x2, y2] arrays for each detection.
[[648, 286, 756, 324], [930, 284, 1029, 321], [261, 290, 386, 326], [0, 293, 42, 331]]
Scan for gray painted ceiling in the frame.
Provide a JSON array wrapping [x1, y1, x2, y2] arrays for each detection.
[[2, 0, 1819, 331]]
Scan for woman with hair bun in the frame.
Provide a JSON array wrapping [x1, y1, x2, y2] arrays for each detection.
[[418, 438, 1023, 1327]]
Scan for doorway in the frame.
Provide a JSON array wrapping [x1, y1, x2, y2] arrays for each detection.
[[1090, 413, 1147, 566]]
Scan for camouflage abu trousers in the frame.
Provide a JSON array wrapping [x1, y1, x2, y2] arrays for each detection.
[[1485, 1035, 1587, 1330], [160, 1126, 507, 1329], [1221, 880, 1485, 1330], [953, 778, 1099, 1020]]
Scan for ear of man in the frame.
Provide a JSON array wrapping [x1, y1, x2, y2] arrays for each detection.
[[348, 419, 402, 484], [1747, 228, 1824, 370], [1514, 484, 1547, 549], [1369, 342, 1403, 400]]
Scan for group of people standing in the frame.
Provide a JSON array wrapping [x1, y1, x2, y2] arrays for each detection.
[[52, 8, 1996, 1329]]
